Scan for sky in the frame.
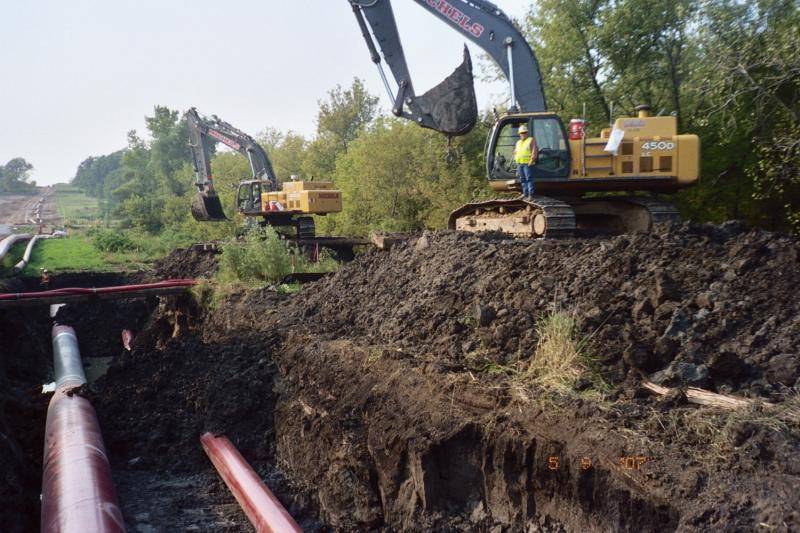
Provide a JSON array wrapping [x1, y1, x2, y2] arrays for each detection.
[[0, 0, 531, 185]]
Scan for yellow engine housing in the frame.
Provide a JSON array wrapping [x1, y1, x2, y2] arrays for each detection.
[[571, 115, 699, 186], [261, 181, 342, 215]]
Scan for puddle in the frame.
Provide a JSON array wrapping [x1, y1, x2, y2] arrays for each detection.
[[84, 357, 114, 383]]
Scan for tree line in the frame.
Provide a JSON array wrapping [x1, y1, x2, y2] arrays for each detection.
[[72, 0, 799, 236]]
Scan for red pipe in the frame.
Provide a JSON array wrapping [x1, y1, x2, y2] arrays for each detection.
[[41, 327, 124, 532], [200, 433, 301, 533], [0, 279, 196, 301]]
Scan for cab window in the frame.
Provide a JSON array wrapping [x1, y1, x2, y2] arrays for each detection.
[[489, 117, 570, 180]]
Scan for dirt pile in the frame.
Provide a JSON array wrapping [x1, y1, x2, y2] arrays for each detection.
[[153, 245, 220, 279], [297, 221, 800, 398], [85, 222, 800, 531]]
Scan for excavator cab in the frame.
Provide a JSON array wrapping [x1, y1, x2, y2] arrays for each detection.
[[236, 180, 270, 215], [486, 114, 572, 188]]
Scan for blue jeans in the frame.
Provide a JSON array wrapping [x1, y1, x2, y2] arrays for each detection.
[[517, 164, 535, 197]]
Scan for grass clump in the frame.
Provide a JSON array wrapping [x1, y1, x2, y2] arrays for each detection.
[[525, 309, 607, 393]]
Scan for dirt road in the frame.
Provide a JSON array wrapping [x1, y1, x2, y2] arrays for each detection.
[[0, 188, 60, 237]]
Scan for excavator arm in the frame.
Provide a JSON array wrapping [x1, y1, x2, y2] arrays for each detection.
[[185, 108, 279, 221], [350, 0, 546, 136]]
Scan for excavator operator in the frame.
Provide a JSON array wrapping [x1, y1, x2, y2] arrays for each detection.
[[513, 125, 538, 199]]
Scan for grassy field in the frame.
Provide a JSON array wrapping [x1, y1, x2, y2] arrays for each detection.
[[54, 184, 101, 226], [0, 233, 154, 277]]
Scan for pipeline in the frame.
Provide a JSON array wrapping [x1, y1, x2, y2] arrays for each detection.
[[201, 433, 302, 533], [41, 325, 125, 533], [0, 233, 32, 261], [0, 279, 196, 302], [14, 231, 67, 272]]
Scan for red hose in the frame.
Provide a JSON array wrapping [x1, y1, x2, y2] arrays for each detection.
[[201, 433, 301, 533], [0, 279, 196, 301]]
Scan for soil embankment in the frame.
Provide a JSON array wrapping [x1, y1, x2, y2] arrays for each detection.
[[1, 222, 798, 531], [95, 222, 800, 531]]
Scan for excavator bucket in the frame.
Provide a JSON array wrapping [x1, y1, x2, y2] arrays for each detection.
[[191, 191, 227, 222], [415, 46, 478, 136]]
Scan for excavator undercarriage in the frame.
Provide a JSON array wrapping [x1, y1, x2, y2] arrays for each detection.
[[449, 195, 680, 239]]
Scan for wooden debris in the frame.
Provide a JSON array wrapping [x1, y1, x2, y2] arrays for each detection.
[[642, 380, 800, 422]]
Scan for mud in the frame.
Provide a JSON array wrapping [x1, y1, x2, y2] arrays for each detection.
[[2, 222, 799, 531]]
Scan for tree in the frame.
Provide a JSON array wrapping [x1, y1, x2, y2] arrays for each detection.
[[259, 128, 308, 180], [303, 78, 380, 179], [316, 78, 380, 151], [682, 0, 800, 231], [0, 158, 35, 192], [322, 117, 491, 236]]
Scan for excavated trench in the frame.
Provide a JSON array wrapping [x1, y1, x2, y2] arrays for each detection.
[[2, 222, 800, 531]]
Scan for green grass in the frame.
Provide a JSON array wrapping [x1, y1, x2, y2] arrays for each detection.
[[19, 236, 108, 274], [54, 184, 100, 226], [0, 234, 151, 276]]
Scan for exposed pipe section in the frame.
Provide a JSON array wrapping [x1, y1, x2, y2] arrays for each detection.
[[52, 325, 88, 389], [0, 233, 32, 261], [41, 325, 125, 533], [0, 279, 197, 308], [14, 231, 67, 272], [201, 433, 301, 533]]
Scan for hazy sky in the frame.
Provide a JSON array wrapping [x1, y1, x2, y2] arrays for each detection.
[[0, 1, 531, 185]]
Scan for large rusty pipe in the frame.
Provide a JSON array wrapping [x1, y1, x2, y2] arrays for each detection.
[[41, 325, 125, 532], [201, 433, 301, 533]]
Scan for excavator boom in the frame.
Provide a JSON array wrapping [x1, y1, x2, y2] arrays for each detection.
[[186, 108, 279, 221], [350, 1, 546, 133]]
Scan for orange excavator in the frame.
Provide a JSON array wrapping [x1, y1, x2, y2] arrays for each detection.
[[349, 0, 699, 237]]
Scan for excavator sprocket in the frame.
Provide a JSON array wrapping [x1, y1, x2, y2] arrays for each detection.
[[448, 196, 576, 239]]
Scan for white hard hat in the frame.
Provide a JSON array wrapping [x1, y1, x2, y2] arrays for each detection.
[[518, 125, 529, 134]]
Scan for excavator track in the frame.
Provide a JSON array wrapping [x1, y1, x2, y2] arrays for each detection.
[[448, 196, 576, 239], [295, 216, 316, 240], [619, 196, 681, 225], [571, 196, 681, 233]]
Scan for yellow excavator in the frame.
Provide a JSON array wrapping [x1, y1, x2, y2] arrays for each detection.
[[186, 108, 342, 239], [349, 0, 699, 237]]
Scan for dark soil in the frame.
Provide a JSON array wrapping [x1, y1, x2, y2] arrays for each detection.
[[2, 222, 799, 531], [84, 222, 800, 531], [0, 307, 51, 532], [153, 245, 220, 279]]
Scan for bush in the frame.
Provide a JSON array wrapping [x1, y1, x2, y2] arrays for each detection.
[[218, 226, 297, 284], [92, 230, 135, 252]]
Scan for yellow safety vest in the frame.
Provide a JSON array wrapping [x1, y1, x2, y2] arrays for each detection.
[[515, 137, 534, 164]]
